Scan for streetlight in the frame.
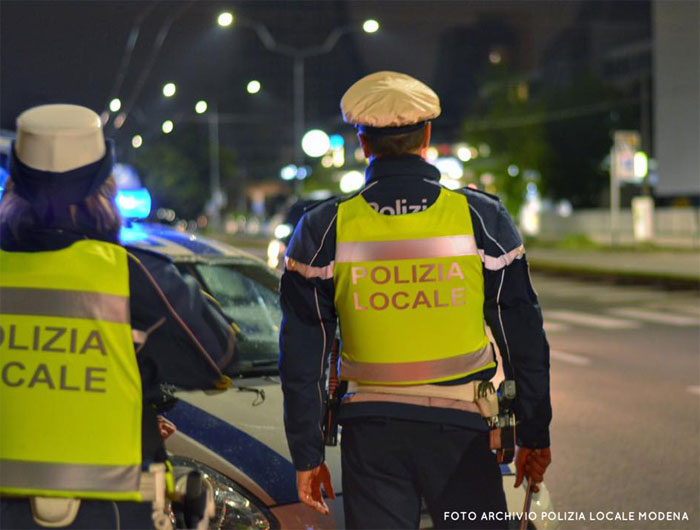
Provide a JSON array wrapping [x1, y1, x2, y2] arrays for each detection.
[[109, 98, 122, 112], [362, 19, 380, 33], [219, 15, 380, 169], [246, 80, 261, 94], [195, 100, 208, 114], [217, 11, 234, 27], [162, 82, 176, 97], [162, 120, 174, 134]]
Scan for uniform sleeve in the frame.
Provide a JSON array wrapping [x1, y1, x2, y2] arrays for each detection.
[[279, 208, 338, 470], [481, 203, 552, 448], [128, 250, 235, 397]]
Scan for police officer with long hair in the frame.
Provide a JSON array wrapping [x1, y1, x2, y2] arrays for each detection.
[[279, 72, 552, 529], [0, 104, 236, 528]]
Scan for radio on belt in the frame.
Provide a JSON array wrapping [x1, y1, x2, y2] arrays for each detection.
[[488, 380, 517, 464]]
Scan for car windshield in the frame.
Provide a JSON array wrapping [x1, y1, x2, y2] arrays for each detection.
[[193, 262, 281, 375]]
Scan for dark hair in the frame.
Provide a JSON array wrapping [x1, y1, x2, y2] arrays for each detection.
[[0, 176, 122, 243], [360, 126, 427, 157]]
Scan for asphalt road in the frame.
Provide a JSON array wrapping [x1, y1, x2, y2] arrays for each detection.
[[530, 273, 700, 530]]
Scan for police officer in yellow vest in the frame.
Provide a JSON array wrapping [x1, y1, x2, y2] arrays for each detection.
[[279, 72, 552, 529], [0, 105, 235, 528]]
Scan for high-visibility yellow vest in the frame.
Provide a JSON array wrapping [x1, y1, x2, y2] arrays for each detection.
[[0, 240, 144, 501], [334, 188, 495, 385]]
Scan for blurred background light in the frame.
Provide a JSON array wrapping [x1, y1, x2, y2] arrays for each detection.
[[301, 129, 330, 157], [195, 100, 208, 114], [246, 80, 261, 94], [217, 12, 233, 27], [274, 223, 293, 239], [112, 163, 142, 190], [425, 146, 439, 162], [362, 19, 380, 33], [162, 82, 176, 97], [456, 145, 472, 162], [109, 98, 121, 112], [340, 170, 365, 193], [116, 188, 151, 219], [634, 151, 648, 178], [131, 135, 143, 149], [329, 134, 344, 149], [280, 164, 298, 181], [435, 157, 463, 179], [113, 112, 126, 129], [162, 120, 174, 134], [296, 166, 309, 180]]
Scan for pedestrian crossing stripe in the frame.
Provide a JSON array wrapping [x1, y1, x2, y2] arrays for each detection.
[[544, 310, 640, 329], [608, 308, 700, 327], [550, 350, 591, 366], [543, 321, 569, 333]]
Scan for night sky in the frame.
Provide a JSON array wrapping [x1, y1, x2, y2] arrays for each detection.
[[0, 0, 649, 180]]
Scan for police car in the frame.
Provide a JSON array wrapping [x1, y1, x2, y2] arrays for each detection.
[[116, 187, 557, 529]]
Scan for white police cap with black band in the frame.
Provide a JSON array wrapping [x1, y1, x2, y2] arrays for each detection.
[[10, 104, 115, 207], [340, 71, 441, 135]]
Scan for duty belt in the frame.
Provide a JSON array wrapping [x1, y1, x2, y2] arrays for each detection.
[[344, 380, 499, 417]]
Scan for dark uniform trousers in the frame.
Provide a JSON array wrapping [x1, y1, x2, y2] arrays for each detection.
[[341, 418, 508, 530]]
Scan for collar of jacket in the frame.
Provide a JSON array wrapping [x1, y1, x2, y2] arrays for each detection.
[[365, 155, 441, 185]]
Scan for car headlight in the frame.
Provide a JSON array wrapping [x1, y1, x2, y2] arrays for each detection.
[[169, 455, 277, 530], [266, 240, 281, 268]]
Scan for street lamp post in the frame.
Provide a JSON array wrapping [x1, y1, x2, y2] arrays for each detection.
[[208, 103, 222, 229], [231, 18, 379, 169]]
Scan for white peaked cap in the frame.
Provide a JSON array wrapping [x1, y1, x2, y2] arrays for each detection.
[[340, 71, 441, 128], [15, 104, 106, 172]]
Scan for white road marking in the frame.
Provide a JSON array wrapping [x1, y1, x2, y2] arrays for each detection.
[[551, 350, 591, 366], [545, 310, 640, 329], [686, 386, 700, 396], [672, 305, 700, 317], [543, 321, 569, 333], [609, 308, 700, 327]]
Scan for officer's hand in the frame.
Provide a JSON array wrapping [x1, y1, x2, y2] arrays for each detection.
[[297, 463, 335, 515], [157, 416, 176, 440], [514, 446, 551, 493]]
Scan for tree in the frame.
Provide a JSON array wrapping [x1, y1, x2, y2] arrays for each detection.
[[461, 74, 552, 215], [539, 73, 631, 208], [129, 124, 237, 220], [460, 70, 632, 212]]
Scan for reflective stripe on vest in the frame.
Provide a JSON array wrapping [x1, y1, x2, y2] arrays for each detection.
[[0, 240, 143, 501], [334, 188, 495, 385], [340, 343, 493, 383]]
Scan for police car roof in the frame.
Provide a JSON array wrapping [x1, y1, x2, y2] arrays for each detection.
[[123, 222, 264, 263]]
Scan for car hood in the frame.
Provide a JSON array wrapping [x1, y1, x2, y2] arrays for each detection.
[[165, 376, 342, 507]]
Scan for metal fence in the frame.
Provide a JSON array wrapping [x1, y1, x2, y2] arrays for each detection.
[[535, 207, 700, 247]]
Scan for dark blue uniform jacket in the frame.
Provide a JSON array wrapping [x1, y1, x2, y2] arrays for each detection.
[[280, 155, 552, 471]]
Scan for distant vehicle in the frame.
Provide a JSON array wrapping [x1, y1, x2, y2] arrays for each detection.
[[267, 198, 322, 269], [116, 193, 560, 529]]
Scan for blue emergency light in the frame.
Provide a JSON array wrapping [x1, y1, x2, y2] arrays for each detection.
[[119, 223, 150, 244], [116, 188, 151, 219], [0, 166, 8, 202]]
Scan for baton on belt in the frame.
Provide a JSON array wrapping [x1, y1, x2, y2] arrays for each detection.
[[323, 338, 340, 446], [519, 479, 534, 530]]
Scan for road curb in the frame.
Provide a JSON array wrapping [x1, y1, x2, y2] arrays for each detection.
[[528, 260, 700, 290]]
